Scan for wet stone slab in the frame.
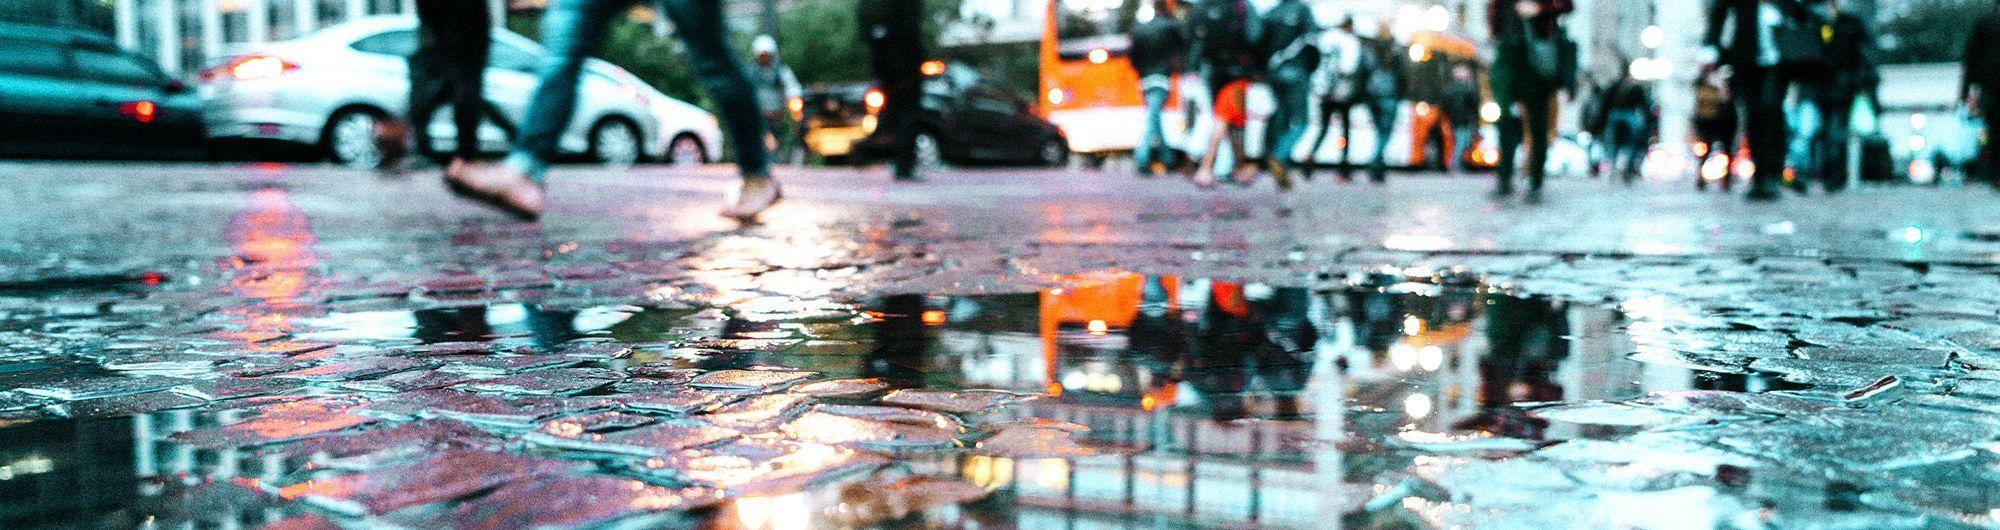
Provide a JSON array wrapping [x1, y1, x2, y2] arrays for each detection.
[[5, 252, 2000, 529]]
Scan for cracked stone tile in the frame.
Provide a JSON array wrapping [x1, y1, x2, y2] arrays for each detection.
[[278, 449, 576, 516], [455, 367, 624, 396], [778, 411, 959, 453], [450, 474, 719, 530], [879, 389, 1036, 414], [170, 397, 376, 449], [688, 369, 817, 391], [522, 420, 740, 456]]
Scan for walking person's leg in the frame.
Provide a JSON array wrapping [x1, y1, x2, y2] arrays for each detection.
[[1496, 102, 1522, 195], [443, 3, 492, 174], [1338, 104, 1356, 181], [881, 78, 921, 180], [1984, 93, 1999, 188], [1368, 98, 1396, 183], [461, 0, 623, 219], [1743, 68, 1788, 200], [1137, 83, 1169, 173], [659, 0, 780, 217], [1303, 97, 1335, 180], [405, 51, 446, 164], [1523, 90, 1553, 197], [1818, 92, 1852, 191]]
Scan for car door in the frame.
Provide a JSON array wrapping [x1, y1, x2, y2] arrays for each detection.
[[481, 38, 540, 153], [0, 39, 88, 156], [953, 84, 1020, 159]]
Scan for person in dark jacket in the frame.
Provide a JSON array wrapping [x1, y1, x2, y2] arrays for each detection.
[[1441, 63, 1482, 176], [384, 0, 515, 178], [1793, 0, 1874, 192], [1130, 0, 1188, 176], [1489, 0, 1574, 202], [1966, 0, 2000, 187], [859, 0, 927, 182], [1360, 21, 1407, 184], [1599, 71, 1657, 184], [1190, 0, 1259, 186], [1258, 0, 1318, 185], [1705, 0, 1813, 201]]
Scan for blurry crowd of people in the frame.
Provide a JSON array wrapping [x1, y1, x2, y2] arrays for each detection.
[[1128, 0, 1997, 202]]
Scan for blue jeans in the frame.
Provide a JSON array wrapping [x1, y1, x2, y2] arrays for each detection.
[[507, 0, 769, 182], [1367, 98, 1399, 181], [1134, 82, 1170, 168], [1266, 65, 1312, 167]]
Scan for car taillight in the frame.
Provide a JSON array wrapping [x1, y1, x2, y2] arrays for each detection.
[[119, 100, 157, 123], [205, 55, 297, 81], [864, 89, 884, 114]]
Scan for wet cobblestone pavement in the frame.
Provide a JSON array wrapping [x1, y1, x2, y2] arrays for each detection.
[[5, 162, 2000, 529]]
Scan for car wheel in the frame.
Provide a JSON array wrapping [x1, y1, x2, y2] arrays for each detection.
[[325, 108, 387, 168], [589, 118, 642, 167], [915, 132, 944, 169], [1040, 137, 1069, 167], [667, 134, 706, 167]]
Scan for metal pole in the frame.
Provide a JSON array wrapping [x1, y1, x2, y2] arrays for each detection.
[[200, 0, 221, 65], [248, 0, 269, 44], [295, 0, 316, 38], [156, 0, 182, 75], [115, 0, 138, 50], [489, 0, 503, 29]]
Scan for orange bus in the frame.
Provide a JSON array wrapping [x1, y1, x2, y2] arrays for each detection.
[[1037, 1, 1186, 158]]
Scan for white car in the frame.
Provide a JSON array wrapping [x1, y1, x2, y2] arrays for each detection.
[[200, 16, 721, 168]]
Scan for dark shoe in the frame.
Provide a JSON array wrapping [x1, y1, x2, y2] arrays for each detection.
[[1491, 187, 1514, 199], [1746, 189, 1781, 202], [374, 120, 409, 171], [721, 178, 783, 220], [1524, 188, 1544, 204], [448, 163, 545, 221], [893, 172, 924, 183]]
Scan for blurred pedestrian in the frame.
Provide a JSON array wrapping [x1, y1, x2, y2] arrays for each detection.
[[750, 35, 803, 166], [1359, 21, 1407, 184], [467, 0, 781, 221], [1692, 64, 1737, 191], [1705, 0, 1814, 202], [1600, 70, 1657, 184], [1965, 0, 2000, 187], [1258, 0, 1319, 187], [1441, 63, 1481, 177], [1191, 0, 1259, 187], [1130, 0, 1188, 177], [1304, 16, 1365, 182], [1489, 0, 1574, 202], [858, 0, 926, 182], [1792, 0, 1874, 192], [383, 0, 515, 179]]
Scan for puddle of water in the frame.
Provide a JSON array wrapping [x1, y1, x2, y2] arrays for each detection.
[[0, 272, 1823, 529]]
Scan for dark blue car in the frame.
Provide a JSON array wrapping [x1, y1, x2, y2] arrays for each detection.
[[0, 23, 207, 160]]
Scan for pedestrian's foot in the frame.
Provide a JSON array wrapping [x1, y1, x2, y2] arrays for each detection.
[[374, 121, 409, 171], [444, 158, 469, 182], [721, 178, 783, 220], [447, 163, 544, 221], [1490, 187, 1514, 199], [1746, 189, 1781, 202], [1524, 188, 1544, 204], [893, 173, 924, 183]]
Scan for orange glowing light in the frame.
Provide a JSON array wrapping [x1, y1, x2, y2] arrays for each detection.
[[1046, 88, 1068, 105], [1086, 319, 1108, 334], [120, 100, 156, 123], [1140, 395, 1156, 410], [1087, 48, 1109, 64], [921, 310, 948, 326], [864, 89, 885, 111], [1046, 382, 1064, 396], [920, 59, 946, 77]]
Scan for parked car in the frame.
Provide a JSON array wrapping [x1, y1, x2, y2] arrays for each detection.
[[799, 83, 873, 163], [200, 16, 721, 168], [830, 62, 1066, 168], [0, 23, 208, 160]]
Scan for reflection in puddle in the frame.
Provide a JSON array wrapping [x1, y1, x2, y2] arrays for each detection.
[[0, 271, 1820, 529]]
